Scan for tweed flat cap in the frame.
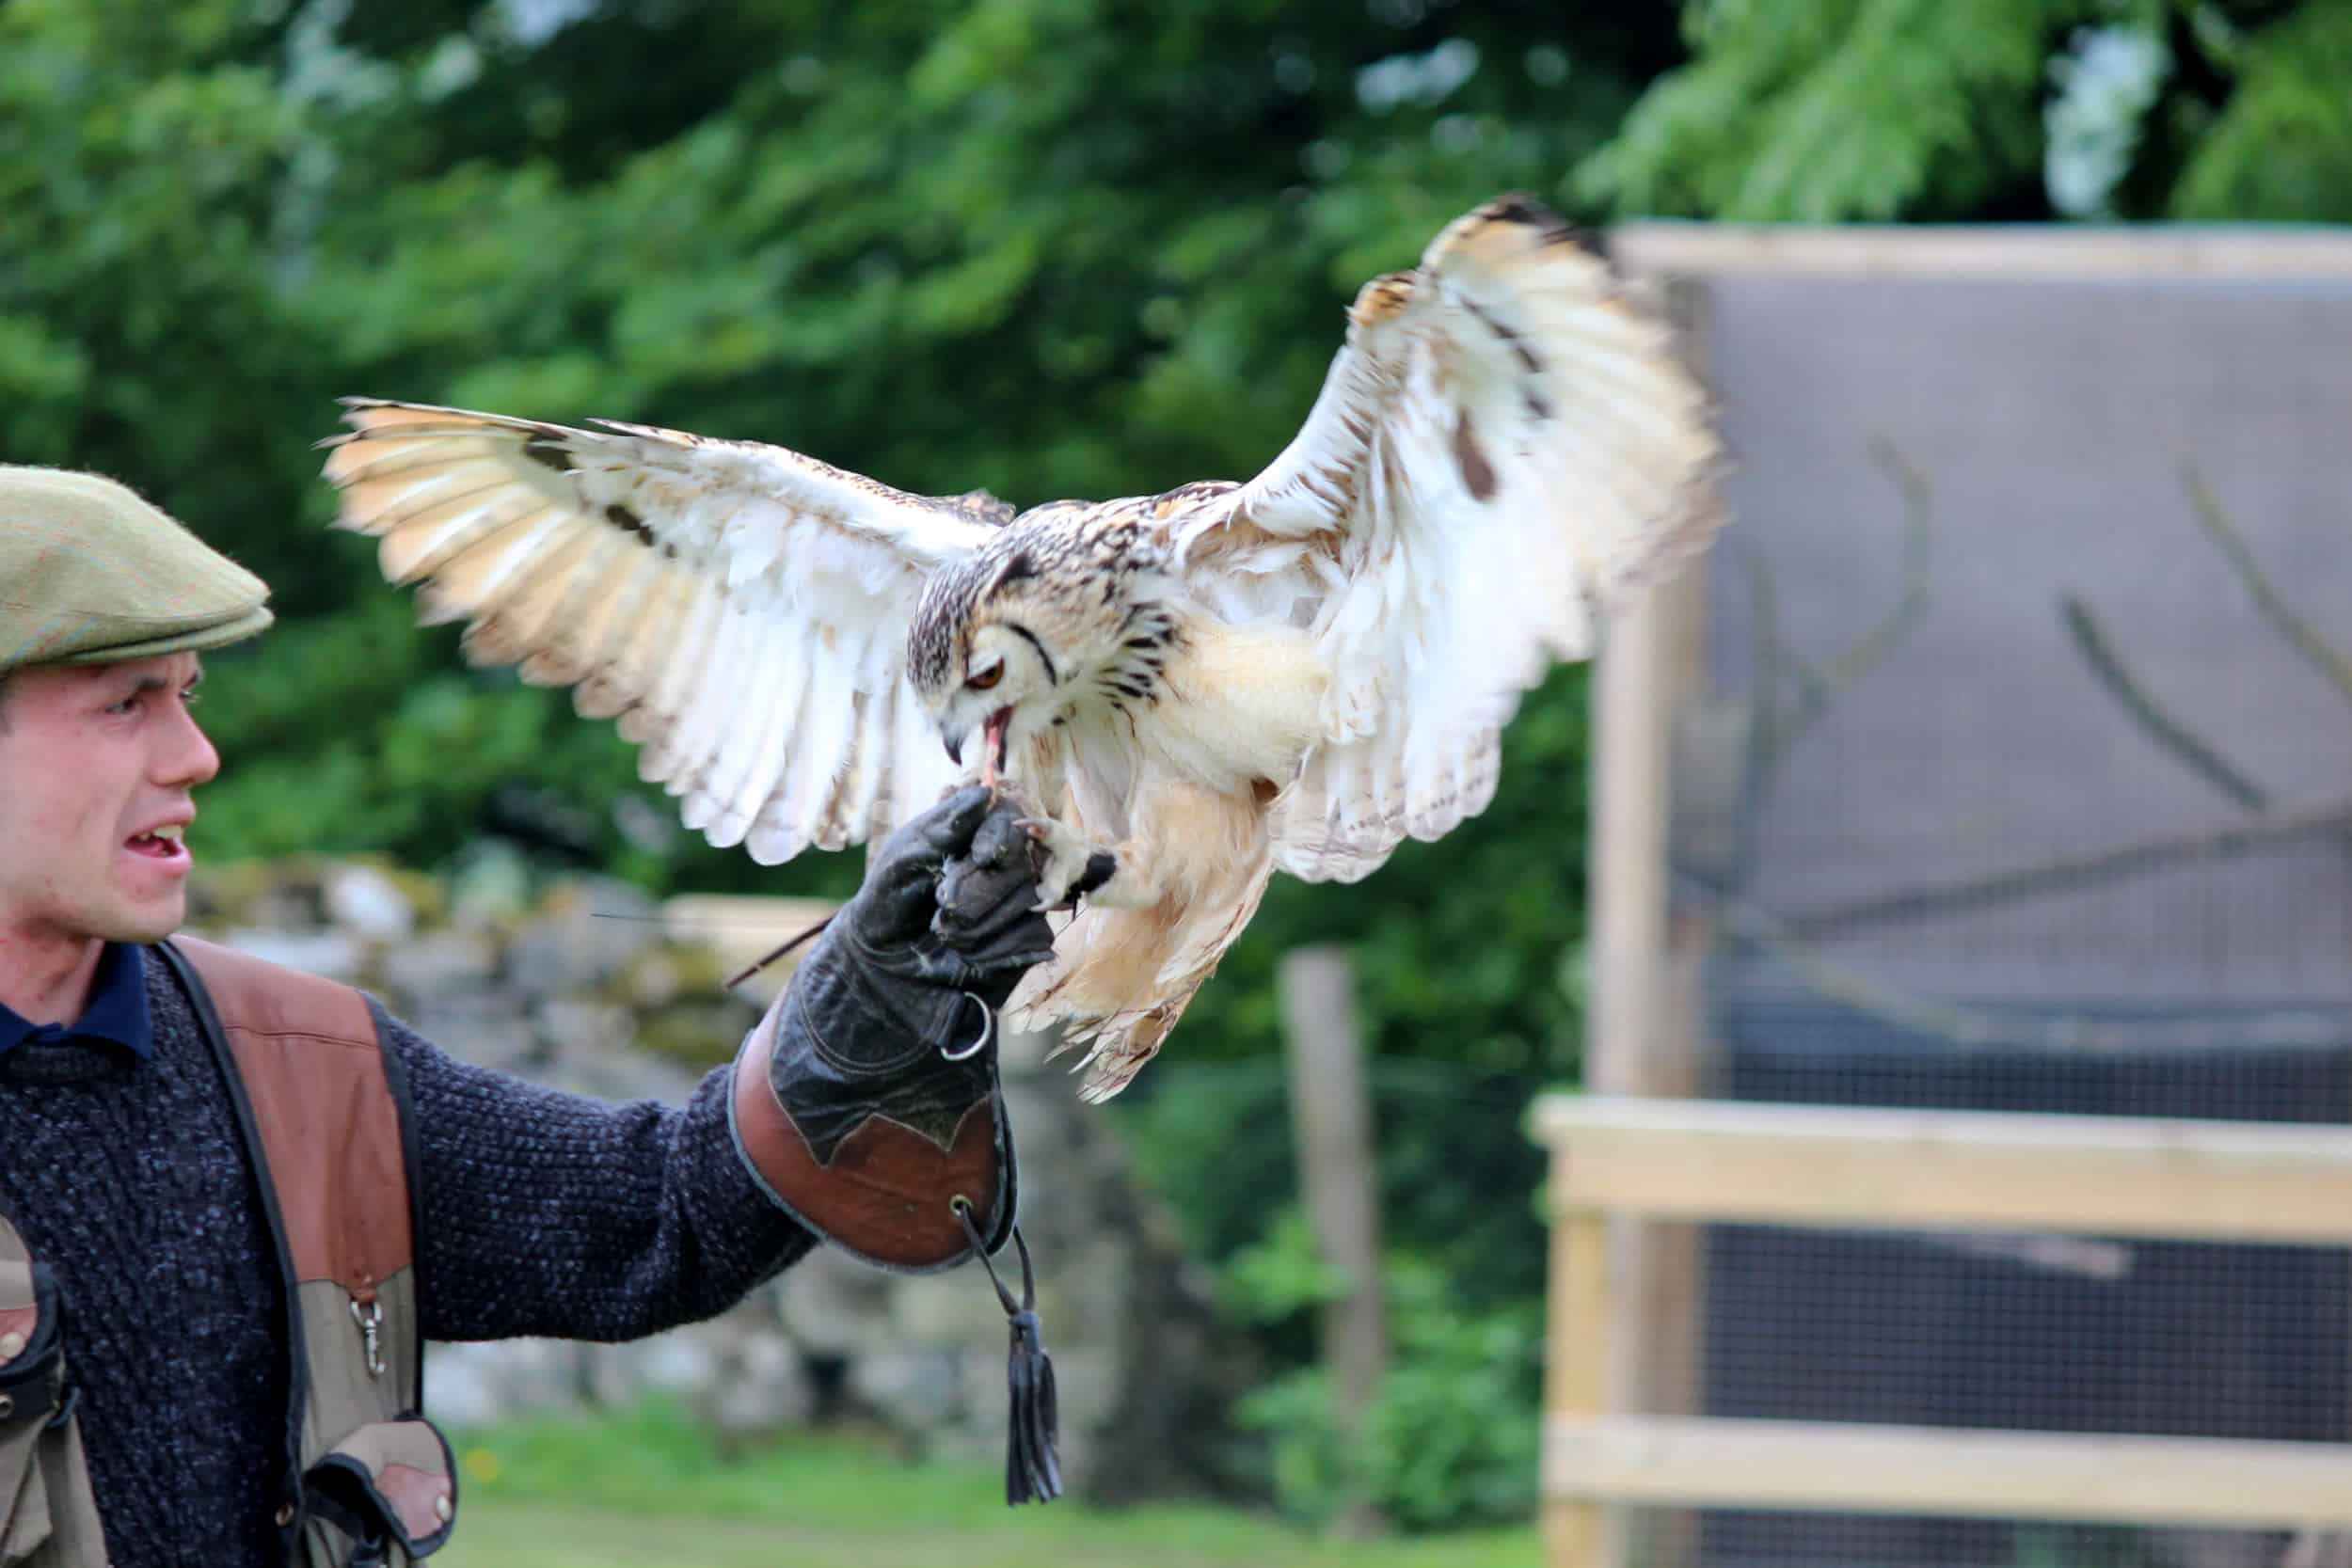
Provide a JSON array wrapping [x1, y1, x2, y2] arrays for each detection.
[[0, 465, 273, 673]]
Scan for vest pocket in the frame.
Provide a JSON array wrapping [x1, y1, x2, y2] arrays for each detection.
[[300, 1415, 457, 1565], [0, 1262, 66, 1567]]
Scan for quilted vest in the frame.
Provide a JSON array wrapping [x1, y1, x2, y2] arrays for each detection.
[[0, 937, 457, 1567]]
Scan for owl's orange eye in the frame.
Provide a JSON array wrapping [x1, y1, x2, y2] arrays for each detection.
[[966, 662, 1004, 692]]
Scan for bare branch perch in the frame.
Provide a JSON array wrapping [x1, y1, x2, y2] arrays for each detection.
[[1699, 879, 2352, 1054], [1759, 436, 1935, 768], [2182, 462, 2352, 716], [2060, 594, 2269, 813], [1785, 796, 2352, 942], [1828, 436, 1935, 690]]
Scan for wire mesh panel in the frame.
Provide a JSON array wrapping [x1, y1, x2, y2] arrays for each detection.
[[1684, 1224, 2349, 1568], [1643, 1505, 2311, 1568], [1610, 231, 2352, 1568]]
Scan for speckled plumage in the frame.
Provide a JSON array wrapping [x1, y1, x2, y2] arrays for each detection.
[[907, 499, 1184, 702], [317, 193, 1726, 1097], [903, 493, 1195, 719]]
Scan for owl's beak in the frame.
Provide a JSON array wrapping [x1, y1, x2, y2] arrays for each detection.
[[939, 707, 1012, 784]]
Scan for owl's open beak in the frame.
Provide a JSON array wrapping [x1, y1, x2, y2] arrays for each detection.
[[981, 705, 1013, 790], [939, 707, 1015, 786]]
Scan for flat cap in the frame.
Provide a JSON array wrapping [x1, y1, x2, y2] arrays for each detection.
[[0, 465, 273, 674]]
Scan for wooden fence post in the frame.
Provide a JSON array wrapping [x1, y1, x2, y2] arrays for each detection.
[[1581, 272, 1720, 1567], [1279, 944, 1389, 1531], [1547, 1148, 1613, 1568]]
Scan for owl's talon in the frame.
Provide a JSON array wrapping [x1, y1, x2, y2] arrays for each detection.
[[1071, 850, 1118, 900], [1023, 818, 1118, 911]]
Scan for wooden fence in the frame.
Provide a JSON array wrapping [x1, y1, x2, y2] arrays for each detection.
[[1532, 1094, 2352, 1568]]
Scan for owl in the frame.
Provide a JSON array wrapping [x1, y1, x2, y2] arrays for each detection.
[[317, 194, 1724, 1100]]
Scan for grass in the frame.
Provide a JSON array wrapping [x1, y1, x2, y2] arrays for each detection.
[[436, 1401, 1542, 1568]]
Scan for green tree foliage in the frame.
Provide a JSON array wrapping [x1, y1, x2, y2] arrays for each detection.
[[1581, 0, 2071, 221], [1223, 1228, 1544, 1530], [5, 0, 1666, 1071], [1580, 0, 2352, 223], [2168, 2, 2352, 221]]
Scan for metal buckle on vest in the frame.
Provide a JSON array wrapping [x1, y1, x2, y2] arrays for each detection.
[[0, 1359, 66, 1429], [42, 1378, 77, 1432], [350, 1297, 386, 1378]]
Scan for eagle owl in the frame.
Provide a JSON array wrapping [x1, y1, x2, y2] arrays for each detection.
[[318, 194, 1724, 1100]]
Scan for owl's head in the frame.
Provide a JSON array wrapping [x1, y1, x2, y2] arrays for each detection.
[[909, 535, 1123, 781]]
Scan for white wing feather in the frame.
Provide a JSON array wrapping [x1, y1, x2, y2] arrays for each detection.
[[1175, 196, 1724, 883], [319, 398, 1002, 862]]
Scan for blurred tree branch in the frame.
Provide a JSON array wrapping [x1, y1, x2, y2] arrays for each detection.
[[1785, 794, 2352, 942], [1725, 453, 2352, 964], [1700, 873, 2352, 1053], [1687, 437, 1936, 897], [1755, 435, 1935, 770], [2183, 461, 2352, 718], [2058, 594, 2270, 812]]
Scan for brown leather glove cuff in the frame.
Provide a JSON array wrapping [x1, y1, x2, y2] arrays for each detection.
[[728, 987, 1016, 1273]]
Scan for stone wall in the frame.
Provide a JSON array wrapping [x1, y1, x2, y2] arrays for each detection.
[[183, 853, 1253, 1500]]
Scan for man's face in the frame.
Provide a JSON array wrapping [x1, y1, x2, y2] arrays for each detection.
[[0, 653, 219, 951]]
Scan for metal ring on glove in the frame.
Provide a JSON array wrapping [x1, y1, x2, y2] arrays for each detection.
[[941, 992, 993, 1062]]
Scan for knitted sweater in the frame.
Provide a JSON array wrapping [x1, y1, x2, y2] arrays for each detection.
[[0, 948, 813, 1566]]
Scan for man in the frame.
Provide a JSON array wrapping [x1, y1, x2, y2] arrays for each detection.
[[0, 465, 1059, 1566]]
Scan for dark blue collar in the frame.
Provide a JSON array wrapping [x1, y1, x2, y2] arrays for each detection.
[[0, 942, 153, 1062]]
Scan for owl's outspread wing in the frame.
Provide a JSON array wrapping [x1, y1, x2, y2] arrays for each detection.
[[1019, 197, 1721, 1098], [319, 399, 1003, 861], [1175, 197, 1722, 884], [317, 193, 1723, 1105]]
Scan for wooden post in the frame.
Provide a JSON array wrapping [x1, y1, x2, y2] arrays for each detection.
[[1279, 945, 1389, 1531], [1581, 270, 1719, 1568], [1546, 1148, 1613, 1568]]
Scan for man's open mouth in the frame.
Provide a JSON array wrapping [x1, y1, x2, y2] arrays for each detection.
[[125, 824, 187, 860]]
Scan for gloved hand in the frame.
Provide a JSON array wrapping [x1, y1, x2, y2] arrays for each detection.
[[726, 784, 1069, 1507], [796, 784, 1057, 1072], [730, 784, 1056, 1269]]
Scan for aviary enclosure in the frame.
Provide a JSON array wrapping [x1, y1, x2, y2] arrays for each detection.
[[1542, 224, 2352, 1568]]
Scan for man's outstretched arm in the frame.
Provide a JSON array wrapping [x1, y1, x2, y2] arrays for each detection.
[[396, 784, 1054, 1345], [396, 1021, 812, 1344]]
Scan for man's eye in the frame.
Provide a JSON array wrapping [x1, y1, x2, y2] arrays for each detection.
[[105, 696, 140, 716]]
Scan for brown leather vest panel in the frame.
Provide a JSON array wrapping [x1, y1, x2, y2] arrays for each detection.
[[170, 937, 412, 1295], [6, 941, 449, 1567]]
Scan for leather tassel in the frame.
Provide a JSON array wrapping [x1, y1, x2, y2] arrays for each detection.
[[957, 1208, 1063, 1505]]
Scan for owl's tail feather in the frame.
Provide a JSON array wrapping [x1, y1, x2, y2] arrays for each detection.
[[1008, 827, 1275, 1101]]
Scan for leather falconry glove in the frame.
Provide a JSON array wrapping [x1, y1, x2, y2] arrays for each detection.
[[729, 784, 1065, 1504]]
